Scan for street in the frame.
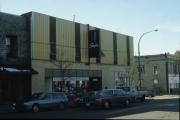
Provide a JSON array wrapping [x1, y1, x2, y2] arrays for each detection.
[[0, 95, 179, 119]]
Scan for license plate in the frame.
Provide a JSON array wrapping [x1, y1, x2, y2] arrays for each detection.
[[86, 103, 90, 107]]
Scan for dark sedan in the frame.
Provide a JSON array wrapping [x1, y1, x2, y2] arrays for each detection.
[[82, 89, 133, 109]]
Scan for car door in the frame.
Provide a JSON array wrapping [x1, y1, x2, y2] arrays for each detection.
[[38, 93, 52, 109], [116, 89, 127, 103], [103, 90, 114, 104], [112, 90, 121, 105], [51, 93, 60, 108], [131, 88, 139, 98]]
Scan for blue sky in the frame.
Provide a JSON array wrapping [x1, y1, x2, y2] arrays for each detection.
[[1, 0, 179, 55]]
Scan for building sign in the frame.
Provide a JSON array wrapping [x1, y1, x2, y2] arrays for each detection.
[[88, 29, 100, 58], [168, 74, 179, 88]]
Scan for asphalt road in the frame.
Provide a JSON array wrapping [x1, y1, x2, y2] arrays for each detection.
[[0, 96, 179, 119]]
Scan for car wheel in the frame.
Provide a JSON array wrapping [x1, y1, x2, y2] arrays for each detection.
[[32, 104, 39, 113], [151, 94, 154, 97], [104, 101, 110, 109], [59, 103, 65, 110]]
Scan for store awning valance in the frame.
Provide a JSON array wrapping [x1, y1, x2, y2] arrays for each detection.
[[0, 67, 38, 74]]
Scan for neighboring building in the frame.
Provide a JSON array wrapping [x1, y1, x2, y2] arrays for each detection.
[[0, 11, 134, 102], [133, 52, 180, 94], [0, 12, 34, 102]]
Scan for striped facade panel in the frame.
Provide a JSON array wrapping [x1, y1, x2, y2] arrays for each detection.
[[75, 22, 81, 62], [126, 36, 130, 65], [113, 32, 118, 64], [56, 18, 75, 62], [100, 29, 113, 64], [89, 26, 97, 64], [32, 12, 50, 60], [50, 17, 56, 60], [80, 24, 88, 63], [117, 34, 127, 65], [129, 36, 134, 65]]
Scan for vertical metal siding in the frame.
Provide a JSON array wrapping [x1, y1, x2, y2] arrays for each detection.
[[32, 12, 50, 60], [117, 34, 127, 65], [31, 12, 133, 66], [56, 18, 75, 62], [80, 24, 88, 63], [129, 36, 134, 65], [100, 29, 113, 64]]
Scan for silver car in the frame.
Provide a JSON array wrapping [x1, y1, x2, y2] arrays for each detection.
[[13, 92, 68, 112]]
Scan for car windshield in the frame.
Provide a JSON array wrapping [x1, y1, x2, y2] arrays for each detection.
[[29, 92, 45, 100], [120, 87, 130, 92], [96, 90, 113, 96], [87, 91, 98, 96]]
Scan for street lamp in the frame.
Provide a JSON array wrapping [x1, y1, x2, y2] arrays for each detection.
[[138, 29, 158, 90]]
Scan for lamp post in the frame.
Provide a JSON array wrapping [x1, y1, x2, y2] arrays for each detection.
[[138, 29, 158, 90]]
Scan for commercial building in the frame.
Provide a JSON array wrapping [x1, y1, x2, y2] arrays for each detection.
[[29, 12, 134, 94], [0, 11, 134, 102], [133, 52, 180, 94], [0, 12, 33, 102]]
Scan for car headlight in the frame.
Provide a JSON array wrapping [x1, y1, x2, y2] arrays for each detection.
[[23, 102, 31, 106]]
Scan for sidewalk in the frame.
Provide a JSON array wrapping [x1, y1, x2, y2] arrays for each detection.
[[153, 94, 179, 99], [146, 94, 179, 100]]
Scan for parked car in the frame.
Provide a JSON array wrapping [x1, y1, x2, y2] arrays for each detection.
[[75, 91, 98, 107], [81, 89, 133, 109], [116, 86, 153, 102], [65, 91, 85, 107], [12, 92, 68, 112], [141, 89, 155, 97]]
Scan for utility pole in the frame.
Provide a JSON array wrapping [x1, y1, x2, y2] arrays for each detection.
[[138, 29, 158, 90]]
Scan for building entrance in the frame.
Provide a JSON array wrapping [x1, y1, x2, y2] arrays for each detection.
[[0, 72, 31, 102]]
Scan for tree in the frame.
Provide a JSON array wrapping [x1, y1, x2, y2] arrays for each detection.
[[50, 47, 73, 92], [127, 65, 136, 86]]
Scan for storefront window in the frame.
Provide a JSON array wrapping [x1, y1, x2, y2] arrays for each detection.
[[114, 71, 129, 87], [52, 77, 90, 94]]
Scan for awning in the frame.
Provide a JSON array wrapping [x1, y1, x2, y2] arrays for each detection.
[[0, 67, 38, 74], [53, 77, 89, 81]]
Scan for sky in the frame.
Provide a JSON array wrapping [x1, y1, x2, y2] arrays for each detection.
[[0, 0, 179, 55]]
